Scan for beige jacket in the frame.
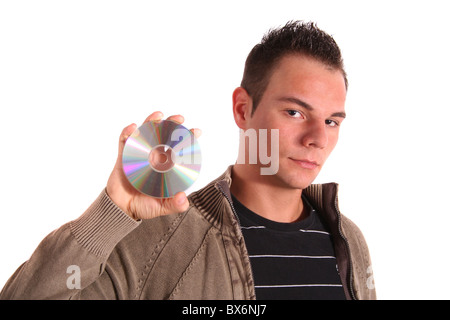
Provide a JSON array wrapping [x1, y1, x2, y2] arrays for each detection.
[[0, 166, 376, 300]]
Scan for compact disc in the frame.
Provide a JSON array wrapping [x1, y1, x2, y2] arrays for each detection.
[[122, 120, 201, 198]]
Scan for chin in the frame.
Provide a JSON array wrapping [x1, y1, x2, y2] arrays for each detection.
[[273, 169, 318, 190]]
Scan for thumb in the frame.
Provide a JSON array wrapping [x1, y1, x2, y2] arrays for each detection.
[[163, 192, 189, 214]]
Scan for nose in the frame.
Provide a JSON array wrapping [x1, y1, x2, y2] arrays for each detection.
[[300, 121, 328, 149]]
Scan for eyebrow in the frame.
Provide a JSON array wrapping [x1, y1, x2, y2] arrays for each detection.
[[279, 96, 347, 119]]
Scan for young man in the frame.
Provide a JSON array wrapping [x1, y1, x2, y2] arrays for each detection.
[[1, 21, 375, 300]]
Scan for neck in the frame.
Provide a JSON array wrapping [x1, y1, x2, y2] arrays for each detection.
[[230, 164, 307, 223]]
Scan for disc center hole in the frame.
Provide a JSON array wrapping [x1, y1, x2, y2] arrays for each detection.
[[149, 145, 174, 172], [157, 152, 168, 164]]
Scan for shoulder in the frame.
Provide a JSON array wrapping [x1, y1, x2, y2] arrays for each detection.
[[340, 214, 377, 300], [340, 215, 369, 253]]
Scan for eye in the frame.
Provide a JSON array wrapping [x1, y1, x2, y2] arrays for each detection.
[[286, 110, 304, 118], [325, 119, 339, 127]]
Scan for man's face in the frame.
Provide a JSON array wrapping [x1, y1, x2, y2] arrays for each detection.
[[243, 54, 347, 189]]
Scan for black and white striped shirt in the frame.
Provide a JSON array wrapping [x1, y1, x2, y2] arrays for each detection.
[[232, 194, 346, 300]]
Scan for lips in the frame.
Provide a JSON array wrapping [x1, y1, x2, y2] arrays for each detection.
[[289, 158, 319, 170]]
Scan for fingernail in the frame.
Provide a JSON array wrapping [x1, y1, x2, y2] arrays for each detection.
[[177, 196, 187, 205], [153, 111, 164, 122]]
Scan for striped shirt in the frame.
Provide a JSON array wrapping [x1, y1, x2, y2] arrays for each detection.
[[232, 194, 346, 300]]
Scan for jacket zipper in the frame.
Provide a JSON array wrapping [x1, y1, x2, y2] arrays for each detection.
[[334, 191, 357, 300], [217, 184, 242, 227], [217, 183, 258, 300]]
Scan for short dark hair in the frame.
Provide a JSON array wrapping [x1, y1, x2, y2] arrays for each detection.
[[240, 21, 348, 115]]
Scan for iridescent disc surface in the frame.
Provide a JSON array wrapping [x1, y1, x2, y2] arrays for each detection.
[[122, 120, 201, 198]]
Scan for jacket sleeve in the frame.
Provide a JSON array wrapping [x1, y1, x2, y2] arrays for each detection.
[[0, 189, 141, 300]]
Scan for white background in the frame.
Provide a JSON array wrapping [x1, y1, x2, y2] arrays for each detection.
[[1, 0, 449, 300]]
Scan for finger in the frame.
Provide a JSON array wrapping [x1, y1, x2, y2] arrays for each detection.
[[117, 123, 137, 161], [166, 114, 184, 124], [119, 123, 137, 147], [190, 128, 202, 139], [143, 111, 164, 124]]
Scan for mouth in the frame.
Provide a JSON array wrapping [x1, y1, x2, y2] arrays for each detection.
[[289, 158, 320, 170]]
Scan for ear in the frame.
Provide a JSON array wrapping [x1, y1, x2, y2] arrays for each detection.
[[232, 87, 252, 129]]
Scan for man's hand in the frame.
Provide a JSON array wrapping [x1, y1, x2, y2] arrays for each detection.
[[106, 111, 201, 220]]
